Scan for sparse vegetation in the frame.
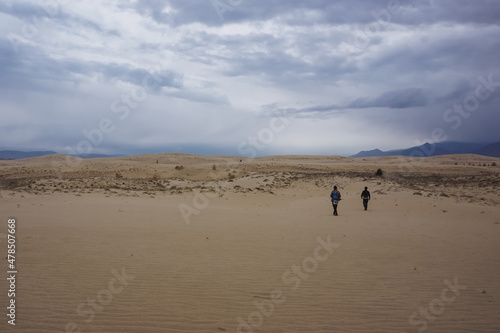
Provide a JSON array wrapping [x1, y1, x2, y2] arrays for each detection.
[[375, 168, 383, 177], [175, 165, 184, 170], [212, 164, 217, 170], [151, 172, 160, 180], [115, 172, 123, 179], [492, 162, 497, 167], [228, 173, 236, 180]]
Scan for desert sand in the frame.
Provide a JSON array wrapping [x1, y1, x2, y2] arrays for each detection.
[[1, 153, 499, 332]]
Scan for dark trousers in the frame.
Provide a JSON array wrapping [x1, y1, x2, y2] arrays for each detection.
[[332, 201, 338, 215], [363, 199, 369, 210]]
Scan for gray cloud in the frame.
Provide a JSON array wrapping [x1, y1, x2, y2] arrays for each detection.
[[0, 42, 183, 95], [1, 0, 499, 156], [349, 88, 431, 109], [127, 0, 500, 27]]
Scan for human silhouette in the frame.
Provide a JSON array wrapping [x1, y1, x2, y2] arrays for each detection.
[[361, 186, 370, 211], [330, 186, 341, 216]]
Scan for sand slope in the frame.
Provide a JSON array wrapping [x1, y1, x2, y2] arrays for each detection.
[[1, 154, 499, 332]]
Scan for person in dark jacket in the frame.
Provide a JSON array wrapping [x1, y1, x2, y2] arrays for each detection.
[[330, 186, 341, 216], [361, 186, 370, 210]]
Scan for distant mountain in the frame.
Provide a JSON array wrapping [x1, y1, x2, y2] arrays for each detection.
[[0, 150, 127, 160], [474, 142, 500, 158], [384, 142, 451, 157], [350, 141, 497, 158], [350, 149, 385, 158], [436, 142, 488, 154], [0, 150, 58, 159]]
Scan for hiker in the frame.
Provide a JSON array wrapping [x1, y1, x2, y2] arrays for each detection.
[[361, 186, 371, 210], [330, 186, 341, 216]]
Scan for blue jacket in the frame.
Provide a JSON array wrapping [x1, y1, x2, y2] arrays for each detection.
[[330, 190, 341, 201]]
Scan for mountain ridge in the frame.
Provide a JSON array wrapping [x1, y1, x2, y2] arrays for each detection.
[[2, 142, 500, 160], [350, 141, 500, 158], [0, 150, 126, 160]]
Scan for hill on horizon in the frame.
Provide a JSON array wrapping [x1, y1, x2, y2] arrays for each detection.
[[3, 142, 500, 161], [0, 150, 126, 160], [0, 150, 58, 159], [351, 141, 500, 158]]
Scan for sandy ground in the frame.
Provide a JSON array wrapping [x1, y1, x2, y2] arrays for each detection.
[[0, 153, 499, 332]]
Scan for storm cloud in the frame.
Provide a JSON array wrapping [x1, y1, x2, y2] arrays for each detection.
[[1, 0, 499, 156]]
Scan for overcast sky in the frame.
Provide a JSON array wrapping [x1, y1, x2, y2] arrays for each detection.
[[1, 0, 499, 156]]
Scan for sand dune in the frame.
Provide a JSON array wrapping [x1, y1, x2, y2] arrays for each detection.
[[1, 154, 499, 332]]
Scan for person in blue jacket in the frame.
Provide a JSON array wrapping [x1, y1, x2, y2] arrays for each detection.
[[330, 186, 341, 216]]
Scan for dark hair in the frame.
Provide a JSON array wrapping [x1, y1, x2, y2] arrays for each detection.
[[365, 186, 368, 190], [334, 186, 337, 190]]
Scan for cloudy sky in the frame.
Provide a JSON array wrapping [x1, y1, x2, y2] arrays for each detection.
[[1, 0, 499, 157]]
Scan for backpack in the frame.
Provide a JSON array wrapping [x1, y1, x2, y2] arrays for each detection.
[[332, 191, 339, 200]]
